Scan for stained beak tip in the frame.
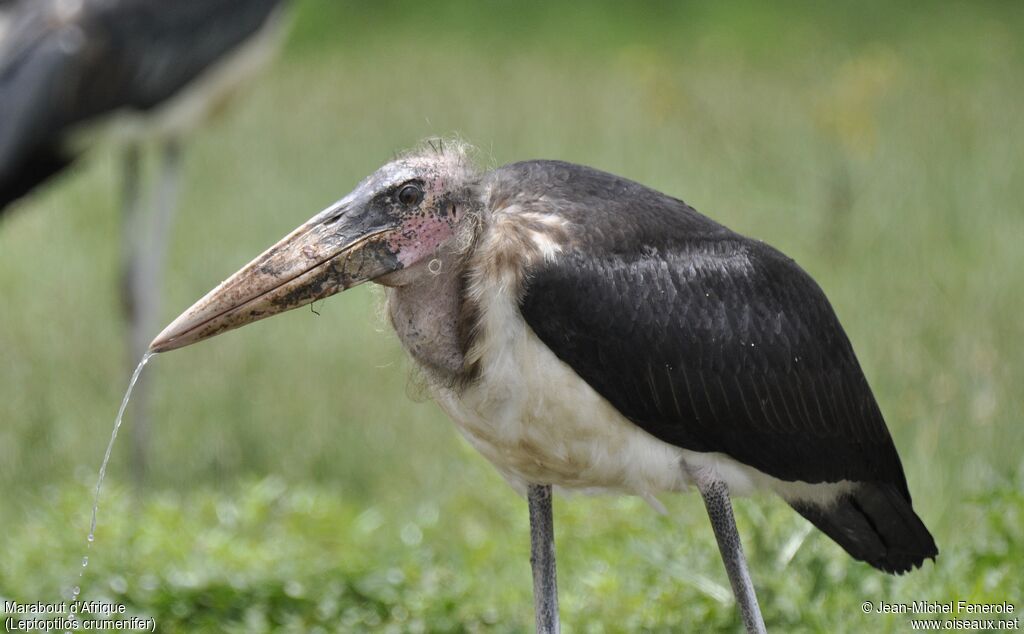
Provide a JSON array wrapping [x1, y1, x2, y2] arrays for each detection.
[[146, 333, 174, 354], [147, 316, 193, 353]]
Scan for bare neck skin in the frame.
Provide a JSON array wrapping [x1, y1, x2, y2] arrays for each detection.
[[379, 255, 467, 382]]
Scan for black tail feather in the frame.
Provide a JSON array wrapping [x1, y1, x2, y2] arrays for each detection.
[[791, 482, 938, 574]]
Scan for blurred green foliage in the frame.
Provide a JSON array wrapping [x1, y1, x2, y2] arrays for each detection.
[[2, 473, 1022, 632], [1, 0, 1022, 631]]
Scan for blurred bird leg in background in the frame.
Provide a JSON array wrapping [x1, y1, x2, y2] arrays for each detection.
[[121, 140, 181, 481]]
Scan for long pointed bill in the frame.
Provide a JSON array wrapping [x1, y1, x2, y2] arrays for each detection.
[[149, 199, 401, 353]]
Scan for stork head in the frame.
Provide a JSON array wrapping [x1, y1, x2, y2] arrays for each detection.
[[150, 142, 480, 352]]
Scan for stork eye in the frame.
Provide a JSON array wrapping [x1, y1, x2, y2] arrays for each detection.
[[397, 184, 423, 206]]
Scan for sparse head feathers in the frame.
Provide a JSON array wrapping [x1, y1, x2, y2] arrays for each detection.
[[393, 137, 481, 186]]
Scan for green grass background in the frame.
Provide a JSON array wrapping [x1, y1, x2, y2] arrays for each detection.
[[1, 1, 1022, 631]]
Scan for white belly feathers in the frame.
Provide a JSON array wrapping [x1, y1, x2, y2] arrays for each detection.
[[434, 322, 690, 497]]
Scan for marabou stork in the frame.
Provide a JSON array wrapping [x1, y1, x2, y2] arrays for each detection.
[[0, 0, 287, 475], [150, 142, 937, 632]]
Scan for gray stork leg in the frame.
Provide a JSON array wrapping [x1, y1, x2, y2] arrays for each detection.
[[120, 143, 144, 360], [696, 477, 767, 634], [527, 484, 560, 634], [122, 140, 182, 482], [120, 144, 144, 482]]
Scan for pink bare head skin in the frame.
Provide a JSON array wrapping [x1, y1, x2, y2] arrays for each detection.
[[149, 141, 482, 352]]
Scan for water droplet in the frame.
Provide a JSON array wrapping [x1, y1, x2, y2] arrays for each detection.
[[87, 533, 94, 543], [82, 556, 89, 568]]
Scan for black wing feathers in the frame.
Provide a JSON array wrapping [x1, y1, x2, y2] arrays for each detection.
[[522, 236, 907, 491], [510, 161, 936, 570]]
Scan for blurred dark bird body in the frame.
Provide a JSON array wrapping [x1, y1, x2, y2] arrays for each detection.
[[0, 0, 286, 207], [151, 143, 937, 631], [0, 0, 287, 480]]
